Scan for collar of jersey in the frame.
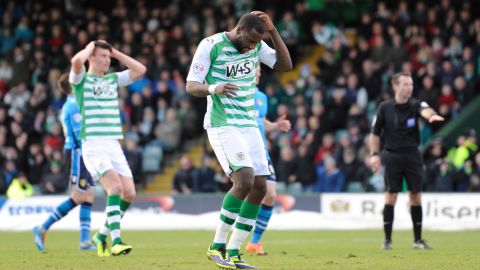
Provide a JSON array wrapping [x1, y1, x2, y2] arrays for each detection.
[[221, 32, 236, 49]]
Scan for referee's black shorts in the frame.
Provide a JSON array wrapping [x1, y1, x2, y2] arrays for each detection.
[[381, 149, 423, 193]]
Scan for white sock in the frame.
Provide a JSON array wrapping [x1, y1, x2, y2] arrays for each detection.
[[226, 228, 250, 252], [226, 216, 256, 252], [213, 209, 238, 244]]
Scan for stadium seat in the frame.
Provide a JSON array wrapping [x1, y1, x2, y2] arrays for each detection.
[[142, 144, 163, 173], [346, 182, 364, 192]]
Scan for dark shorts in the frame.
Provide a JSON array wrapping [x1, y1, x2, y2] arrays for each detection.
[[266, 159, 277, 183], [381, 150, 423, 193], [65, 148, 94, 192]]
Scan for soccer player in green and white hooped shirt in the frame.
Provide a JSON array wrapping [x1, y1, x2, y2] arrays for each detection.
[[69, 41, 147, 257], [186, 11, 292, 269]]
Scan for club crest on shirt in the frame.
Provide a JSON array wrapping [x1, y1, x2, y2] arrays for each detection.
[[236, 152, 245, 161], [256, 98, 263, 107], [79, 178, 87, 188]]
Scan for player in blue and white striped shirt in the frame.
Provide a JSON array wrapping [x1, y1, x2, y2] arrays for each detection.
[[33, 73, 96, 252]]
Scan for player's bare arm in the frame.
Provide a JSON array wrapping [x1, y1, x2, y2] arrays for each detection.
[[420, 107, 445, 123], [71, 41, 95, 74], [251, 11, 292, 71], [111, 48, 147, 81], [186, 81, 239, 98]]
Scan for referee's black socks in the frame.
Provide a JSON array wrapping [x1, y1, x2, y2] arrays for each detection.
[[383, 204, 394, 242], [411, 205, 423, 242]]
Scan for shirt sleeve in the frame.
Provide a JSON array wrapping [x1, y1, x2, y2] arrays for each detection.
[[71, 106, 82, 144], [258, 41, 277, 69], [186, 38, 214, 83], [418, 101, 430, 113], [69, 66, 86, 85], [372, 103, 385, 136], [116, 70, 133, 87]]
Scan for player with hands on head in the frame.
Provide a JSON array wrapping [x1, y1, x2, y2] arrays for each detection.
[[186, 10, 291, 270], [69, 40, 146, 257]]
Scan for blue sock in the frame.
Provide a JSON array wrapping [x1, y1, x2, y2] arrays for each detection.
[[79, 203, 92, 243], [42, 198, 77, 231], [251, 204, 273, 244]]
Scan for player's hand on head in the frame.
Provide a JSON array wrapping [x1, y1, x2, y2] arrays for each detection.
[[276, 115, 291, 132], [216, 83, 240, 98], [251, 11, 274, 31], [86, 41, 95, 51]]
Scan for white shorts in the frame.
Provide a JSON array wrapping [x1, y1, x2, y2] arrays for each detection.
[[82, 139, 133, 180], [207, 126, 270, 176]]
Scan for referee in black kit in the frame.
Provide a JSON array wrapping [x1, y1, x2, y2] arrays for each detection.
[[369, 72, 444, 250]]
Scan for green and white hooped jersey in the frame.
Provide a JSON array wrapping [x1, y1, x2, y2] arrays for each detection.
[[69, 67, 132, 140], [187, 32, 276, 129]]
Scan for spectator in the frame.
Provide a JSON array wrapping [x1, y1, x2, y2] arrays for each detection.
[[339, 147, 364, 192], [3, 82, 30, 117], [312, 20, 347, 48], [40, 160, 68, 195], [314, 156, 345, 192], [1, 159, 17, 190], [138, 107, 156, 145], [193, 155, 216, 192], [6, 172, 34, 199], [293, 144, 316, 192], [172, 155, 195, 194], [276, 147, 297, 186], [124, 138, 143, 187], [153, 108, 181, 153], [432, 159, 454, 191]]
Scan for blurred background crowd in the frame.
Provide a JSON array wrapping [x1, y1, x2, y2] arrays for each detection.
[[1, 0, 480, 197]]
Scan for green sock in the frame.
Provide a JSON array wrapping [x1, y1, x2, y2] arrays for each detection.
[[212, 193, 243, 249], [106, 194, 122, 245], [98, 199, 131, 241], [227, 201, 260, 257]]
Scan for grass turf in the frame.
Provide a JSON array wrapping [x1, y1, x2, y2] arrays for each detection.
[[0, 230, 477, 270]]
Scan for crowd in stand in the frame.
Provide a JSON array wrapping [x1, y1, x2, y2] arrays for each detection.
[[1, 0, 480, 197]]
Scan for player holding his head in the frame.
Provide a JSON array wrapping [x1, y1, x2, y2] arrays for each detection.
[[69, 40, 146, 256], [186, 11, 292, 269], [245, 67, 291, 255], [33, 73, 96, 253]]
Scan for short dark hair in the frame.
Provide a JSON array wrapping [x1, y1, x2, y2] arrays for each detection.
[[94, 41, 112, 52], [391, 72, 412, 86], [237, 14, 265, 34], [57, 73, 71, 95]]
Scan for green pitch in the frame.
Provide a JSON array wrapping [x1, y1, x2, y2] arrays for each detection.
[[0, 230, 477, 270]]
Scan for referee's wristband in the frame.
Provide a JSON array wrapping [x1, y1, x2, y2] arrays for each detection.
[[370, 152, 379, 157], [208, 84, 219, 95]]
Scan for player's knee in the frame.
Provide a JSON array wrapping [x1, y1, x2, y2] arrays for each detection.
[[237, 180, 254, 195], [254, 180, 267, 198], [122, 188, 136, 202], [232, 168, 255, 195], [264, 189, 276, 203], [108, 183, 123, 195], [71, 195, 82, 205]]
